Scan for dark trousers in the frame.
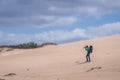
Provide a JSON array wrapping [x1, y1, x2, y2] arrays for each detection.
[[86, 52, 91, 62]]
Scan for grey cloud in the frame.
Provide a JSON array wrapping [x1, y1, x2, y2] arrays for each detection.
[[0, 0, 120, 27]]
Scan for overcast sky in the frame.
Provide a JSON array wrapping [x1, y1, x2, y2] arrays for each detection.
[[0, 0, 120, 45]]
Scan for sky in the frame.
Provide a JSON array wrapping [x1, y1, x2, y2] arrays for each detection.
[[0, 0, 120, 45]]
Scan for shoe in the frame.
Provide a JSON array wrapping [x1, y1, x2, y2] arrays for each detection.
[[86, 61, 88, 62], [88, 60, 91, 62]]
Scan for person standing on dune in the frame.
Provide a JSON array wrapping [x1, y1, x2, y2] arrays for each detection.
[[84, 45, 91, 62]]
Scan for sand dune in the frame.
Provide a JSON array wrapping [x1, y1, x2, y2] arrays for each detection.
[[0, 34, 120, 80]]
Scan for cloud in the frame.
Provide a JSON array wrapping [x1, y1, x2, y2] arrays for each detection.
[[34, 29, 87, 43], [87, 22, 120, 38], [40, 16, 77, 27], [0, 31, 3, 38], [0, 22, 120, 45], [0, 0, 120, 27]]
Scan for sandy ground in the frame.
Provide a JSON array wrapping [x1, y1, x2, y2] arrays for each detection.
[[0, 34, 120, 80]]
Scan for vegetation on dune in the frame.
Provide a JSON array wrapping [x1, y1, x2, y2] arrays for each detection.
[[2, 42, 38, 49], [38, 43, 57, 47], [0, 42, 58, 49]]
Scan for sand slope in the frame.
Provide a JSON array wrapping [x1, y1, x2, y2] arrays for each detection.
[[0, 35, 120, 80]]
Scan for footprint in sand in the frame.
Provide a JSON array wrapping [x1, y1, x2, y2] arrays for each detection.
[[75, 61, 80, 64], [0, 78, 5, 80], [57, 78, 60, 80], [4, 73, 16, 77], [26, 68, 30, 71], [86, 67, 102, 72]]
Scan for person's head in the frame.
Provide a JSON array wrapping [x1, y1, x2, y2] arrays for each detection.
[[90, 45, 92, 47]]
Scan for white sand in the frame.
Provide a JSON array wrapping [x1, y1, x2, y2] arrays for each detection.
[[0, 34, 120, 80]]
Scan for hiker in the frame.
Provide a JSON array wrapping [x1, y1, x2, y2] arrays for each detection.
[[90, 45, 93, 53], [84, 45, 91, 62]]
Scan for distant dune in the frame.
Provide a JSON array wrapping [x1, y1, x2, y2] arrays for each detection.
[[0, 34, 120, 80]]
